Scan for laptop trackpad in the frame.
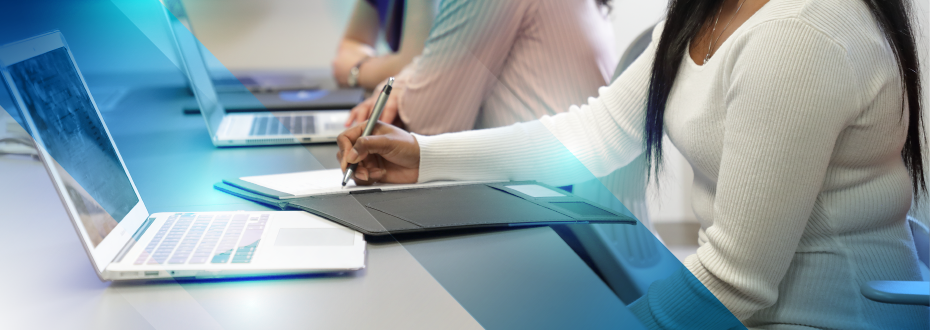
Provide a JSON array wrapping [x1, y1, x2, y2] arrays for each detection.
[[274, 228, 355, 246]]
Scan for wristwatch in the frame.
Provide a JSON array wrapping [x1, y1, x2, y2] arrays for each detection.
[[347, 56, 369, 88]]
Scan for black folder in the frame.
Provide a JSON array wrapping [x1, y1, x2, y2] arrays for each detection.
[[215, 180, 637, 236]]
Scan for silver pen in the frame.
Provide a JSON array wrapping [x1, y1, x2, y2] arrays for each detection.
[[343, 77, 394, 186]]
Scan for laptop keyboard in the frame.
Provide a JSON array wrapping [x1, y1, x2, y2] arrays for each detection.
[[249, 115, 315, 136], [134, 213, 269, 265]]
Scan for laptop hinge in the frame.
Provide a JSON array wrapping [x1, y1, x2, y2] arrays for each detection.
[[112, 217, 156, 263]]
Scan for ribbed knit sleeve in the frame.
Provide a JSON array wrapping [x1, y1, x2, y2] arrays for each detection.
[[415, 120, 599, 186]]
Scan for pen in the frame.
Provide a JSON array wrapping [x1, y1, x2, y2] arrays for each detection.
[[343, 77, 394, 186]]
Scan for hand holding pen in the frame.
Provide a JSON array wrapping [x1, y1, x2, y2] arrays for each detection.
[[337, 77, 421, 186], [340, 77, 420, 186]]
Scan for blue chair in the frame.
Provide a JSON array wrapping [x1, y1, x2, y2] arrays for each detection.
[[860, 217, 930, 306]]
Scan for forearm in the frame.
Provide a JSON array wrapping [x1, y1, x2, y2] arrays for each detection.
[[356, 53, 414, 90], [357, 0, 437, 89], [416, 121, 600, 186]]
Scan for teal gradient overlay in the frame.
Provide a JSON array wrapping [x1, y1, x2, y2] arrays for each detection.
[[435, 128, 743, 329], [0, 1, 743, 328]]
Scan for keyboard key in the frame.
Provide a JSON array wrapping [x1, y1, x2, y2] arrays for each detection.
[[231, 240, 260, 263], [167, 215, 213, 264], [211, 248, 234, 264], [134, 215, 178, 265]]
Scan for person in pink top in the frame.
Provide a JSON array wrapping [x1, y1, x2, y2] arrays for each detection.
[[345, 0, 617, 135]]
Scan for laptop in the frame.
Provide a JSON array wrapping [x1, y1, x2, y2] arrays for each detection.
[[0, 31, 366, 281], [162, 0, 365, 112], [162, 2, 352, 147]]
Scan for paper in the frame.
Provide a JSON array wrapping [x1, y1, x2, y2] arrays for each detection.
[[241, 169, 356, 197], [505, 184, 565, 198], [240, 169, 495, 199]]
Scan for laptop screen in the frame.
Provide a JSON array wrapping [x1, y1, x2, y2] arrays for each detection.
[[163, 2, 225, 139], [4, 44, 139, 247]]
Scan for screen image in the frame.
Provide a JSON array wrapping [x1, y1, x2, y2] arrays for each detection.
[[7, 47, 138, 247]]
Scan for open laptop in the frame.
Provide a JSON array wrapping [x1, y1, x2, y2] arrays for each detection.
[[162, 2, 351, 147], [0, 31, 366, 281], [161, 0, 364, 111]]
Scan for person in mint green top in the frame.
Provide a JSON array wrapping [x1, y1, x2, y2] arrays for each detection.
[[336, 0, 927, 328]]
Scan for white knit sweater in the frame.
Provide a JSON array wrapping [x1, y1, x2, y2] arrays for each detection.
[[414, 0, 927, 327]]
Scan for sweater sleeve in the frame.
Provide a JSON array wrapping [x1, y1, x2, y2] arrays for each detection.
[[415, 22, 659, 185], [631, 19, 861, 325]]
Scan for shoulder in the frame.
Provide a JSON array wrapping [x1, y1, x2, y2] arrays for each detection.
[[729, 0, 896, 98], [737, 0, 888, 56]]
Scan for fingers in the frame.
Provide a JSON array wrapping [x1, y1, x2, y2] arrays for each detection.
[[351, 162, 380, 186], [336, 120, 417, 184], [353, 158, 387, 184], [349, 134, 396, 164], [336, 123, 366, 171], [345, 105, 363, 127], [344, 110, 355, 127], [380, 94, 399, 124], [345, 97, 374, 127], [354, 165, 369, 182], [364, 160, 387, 182]]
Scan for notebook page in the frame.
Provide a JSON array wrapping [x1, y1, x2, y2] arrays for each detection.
[[240, 169, 495, 199]]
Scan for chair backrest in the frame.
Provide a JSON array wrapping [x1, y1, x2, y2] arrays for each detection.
[[908, 217, 929, 281], [612, 24, 655, 82]]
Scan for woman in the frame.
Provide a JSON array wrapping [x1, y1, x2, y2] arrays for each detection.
[[332, 0, 437, 90], [337, 0, 927, 328]]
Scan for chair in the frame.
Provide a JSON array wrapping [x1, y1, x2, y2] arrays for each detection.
[[612, 25, 654, 81], [555, 24, 686, 305], [860, 217, 930, 306]]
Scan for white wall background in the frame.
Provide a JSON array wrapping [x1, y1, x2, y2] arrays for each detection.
[[182, 0, 354, 70]]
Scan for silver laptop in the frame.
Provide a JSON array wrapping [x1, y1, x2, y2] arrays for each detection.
[[162, 2, 350, 147], [0, 31, 366, 281]]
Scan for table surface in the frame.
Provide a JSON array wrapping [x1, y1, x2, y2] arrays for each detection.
[[0, 77, 643, 329]]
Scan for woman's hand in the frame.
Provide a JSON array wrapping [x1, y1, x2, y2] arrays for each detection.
[[332, 40, 375, 87], [337, 121, 419, 185], [345, 81, 403, 127]]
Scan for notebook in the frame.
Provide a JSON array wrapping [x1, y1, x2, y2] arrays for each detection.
[[216, 170, 638, 236]]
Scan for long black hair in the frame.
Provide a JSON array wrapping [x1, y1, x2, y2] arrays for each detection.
[[644, 0, 926, 197]]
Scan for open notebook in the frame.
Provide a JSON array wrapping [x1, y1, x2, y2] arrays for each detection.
[[223, 168, 498, 200]]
